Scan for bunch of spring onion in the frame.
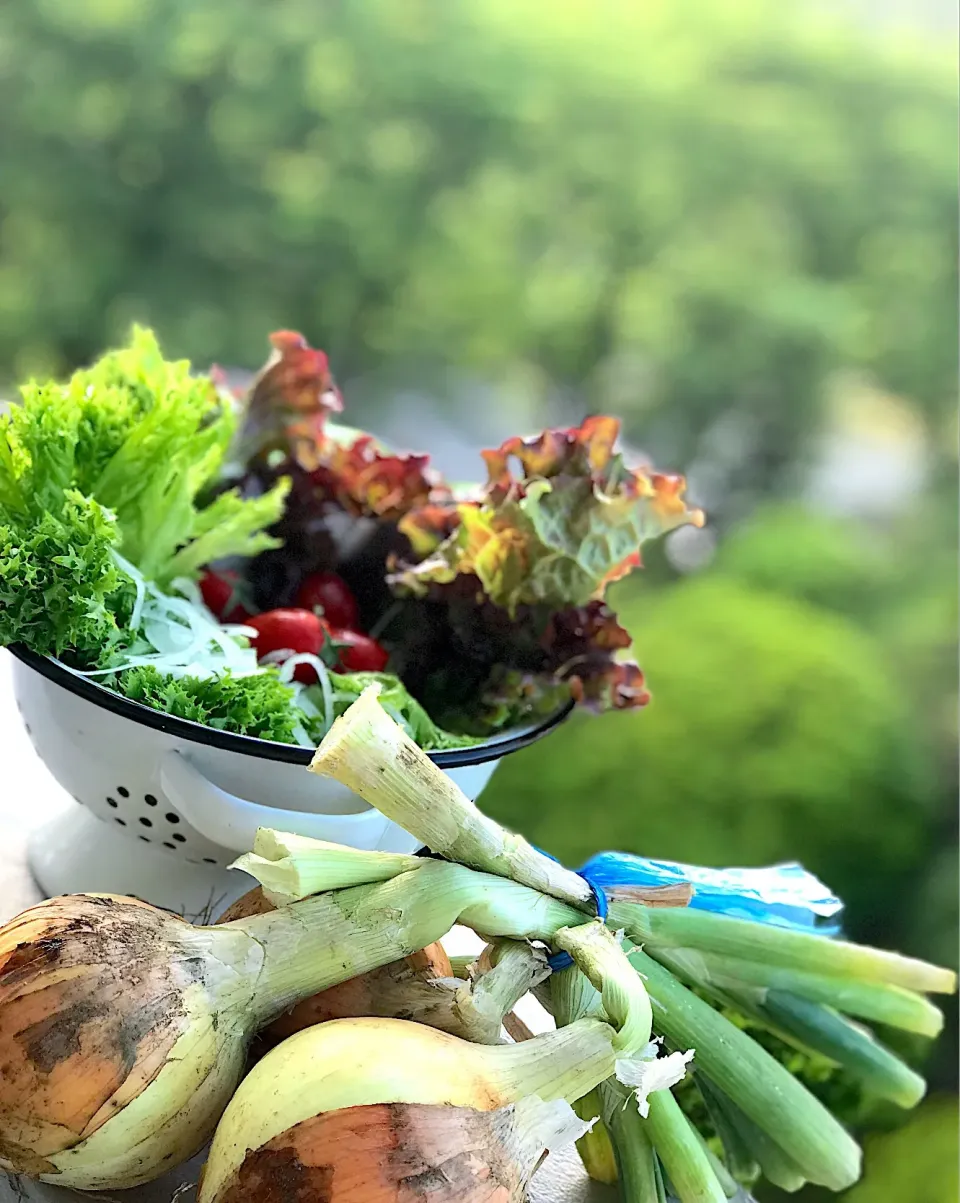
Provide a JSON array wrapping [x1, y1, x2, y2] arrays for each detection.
[[0, 688, 953, 1200], [300, 685, 957, 1201], [0, 815, 681, 1190]]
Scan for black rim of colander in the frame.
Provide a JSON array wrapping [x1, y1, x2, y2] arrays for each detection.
[[7, 644, 573, 768]]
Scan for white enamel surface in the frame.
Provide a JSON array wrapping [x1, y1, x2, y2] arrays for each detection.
[[9, 656, 498, 910], [25, 806, 248, 919]]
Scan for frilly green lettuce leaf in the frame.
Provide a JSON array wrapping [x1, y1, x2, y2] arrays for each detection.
[[0, 489, 135, 659], [77, 328, 288, 584], [107, 661, 477, 751], [0, 327, 291, 667], [0, 327, 290, 599], [112, 665, 302, 744], [161, 482, 291, 582]]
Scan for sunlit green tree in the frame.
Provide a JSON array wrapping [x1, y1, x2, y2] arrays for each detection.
[[0, 0, 954, 497]]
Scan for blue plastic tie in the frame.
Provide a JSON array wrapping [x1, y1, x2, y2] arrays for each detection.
[[541, 857, 609, 973], [533, 844, 842, 974]]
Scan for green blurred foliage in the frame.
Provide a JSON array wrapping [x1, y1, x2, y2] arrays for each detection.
[[873, 489, 959, 822], [0, 0, 955, 499], [484, 575, 932, 933], [716, 504, 896, 618], [714, 494, 958, 807], [840, 1098, 959, 1203], [906, 845, 959, 974], [714, 492, 958, 852], [757, 1098, 959, 1203]]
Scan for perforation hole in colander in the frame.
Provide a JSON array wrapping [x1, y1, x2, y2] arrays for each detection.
[[105, 785, 223, 867]]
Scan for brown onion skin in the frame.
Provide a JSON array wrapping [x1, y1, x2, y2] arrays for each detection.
[[0, 895, 211, 1173], [217, 889, 453, 1046], [204, 1101, 536, 1203]]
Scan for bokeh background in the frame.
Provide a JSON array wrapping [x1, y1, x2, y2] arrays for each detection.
[[0, 0, 956, 1197]]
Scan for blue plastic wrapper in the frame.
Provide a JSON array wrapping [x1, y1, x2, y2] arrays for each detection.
[[579, 852, 843, 934]]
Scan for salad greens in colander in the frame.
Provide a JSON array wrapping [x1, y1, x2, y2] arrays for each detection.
[[0, 327, 703, 750]]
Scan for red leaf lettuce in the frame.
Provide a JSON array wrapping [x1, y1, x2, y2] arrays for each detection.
[[228, 332, 704, 733]]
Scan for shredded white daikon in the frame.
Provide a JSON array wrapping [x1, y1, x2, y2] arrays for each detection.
[[74, 555, 262, 682], [278, 654, 335, 734], [290, 722, 315, 748], [169, 575, 205, 610], [113, 550, 146, 630]]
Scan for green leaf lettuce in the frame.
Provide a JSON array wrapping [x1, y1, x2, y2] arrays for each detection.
[[0, 327, 290, 657]]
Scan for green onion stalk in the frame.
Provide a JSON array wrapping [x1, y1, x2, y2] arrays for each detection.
[[232, 832, 555, 1045], [551, 956, 727, 1203], [309, 685, 957, 1195], [236, 833, 663, 1084]]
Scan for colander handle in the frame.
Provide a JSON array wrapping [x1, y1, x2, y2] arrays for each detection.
[[159, 750, 412, 854]]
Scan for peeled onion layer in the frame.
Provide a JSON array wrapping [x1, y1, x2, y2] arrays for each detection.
[[204, 1100, 546, 1203]]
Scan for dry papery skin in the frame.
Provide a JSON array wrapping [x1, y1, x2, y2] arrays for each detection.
[[216, 889, 456, 1045], [204, 1100, 540, 1203], [0, 896, 203, 1173]]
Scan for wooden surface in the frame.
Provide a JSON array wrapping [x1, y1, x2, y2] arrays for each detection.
[[0, 649, 614, 1203]]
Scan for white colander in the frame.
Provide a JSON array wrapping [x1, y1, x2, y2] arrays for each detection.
[[10, 646, 570, 915]]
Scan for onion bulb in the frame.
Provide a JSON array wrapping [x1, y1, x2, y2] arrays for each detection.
[[199, 1014, 634, 1203], [200, 922, 661, 1203], [0, 860, 584, 1189], [0, 894, 254, 1188], [205, 1093, 580, 1203]]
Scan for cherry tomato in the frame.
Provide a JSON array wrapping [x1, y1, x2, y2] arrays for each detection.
[[329, 628, 389, 673], [199, 569, 252, 623], [246, 609, 327, 683], [293, 572, 359, 630]]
